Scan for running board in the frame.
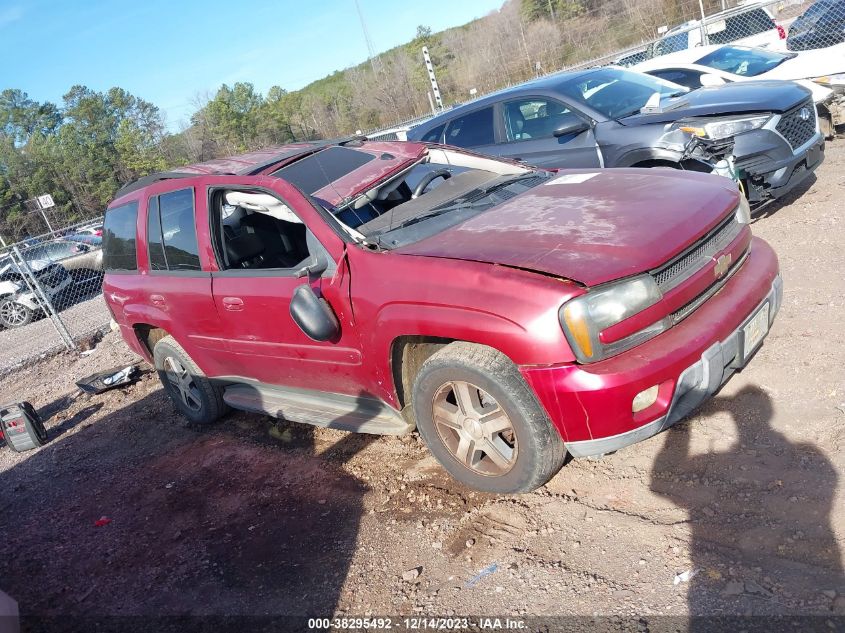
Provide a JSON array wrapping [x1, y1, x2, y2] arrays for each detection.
[[221, 382, 413, 436]]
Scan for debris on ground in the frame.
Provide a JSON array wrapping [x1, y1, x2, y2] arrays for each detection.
[[93, 517, 112, 527], [76, 365, 139, 394], [466, 563, 499, 588], [402, 567, 422, 582], [673, 568, 701, 585]]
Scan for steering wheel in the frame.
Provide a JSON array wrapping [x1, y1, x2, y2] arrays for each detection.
[[412, 169, 452, 198]]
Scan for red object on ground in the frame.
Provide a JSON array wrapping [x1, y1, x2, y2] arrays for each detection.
[[94, 517, 111, 527]]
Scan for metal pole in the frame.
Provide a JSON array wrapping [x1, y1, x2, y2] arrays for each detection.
[[10, 246, 75, 350], [39, 208, 54, 234], [698, 0, 708, 46], [422, 46, 443, 111], [427, 92, 436, 115]]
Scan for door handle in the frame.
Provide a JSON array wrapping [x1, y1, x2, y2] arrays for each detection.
[[222, 297, 244, 311], [150, 294, 166, 307]]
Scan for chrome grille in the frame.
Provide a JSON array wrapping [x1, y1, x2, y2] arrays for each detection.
[[651, 214, 742, 292], [775, 99, 816, 151], [671, 251, 748, 324]]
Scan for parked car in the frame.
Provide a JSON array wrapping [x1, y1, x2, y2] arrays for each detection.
[[787, 0, 845, 51], [64, 234, 103, 246], [103, 139, 782, 493], [615, 47, 651, 67], [633, 44, 844, 135], [21, 239, 103, 292], [73, 223, 103, 237], [649, 3, 786, 59], [407, 67, 825, 204], [0, 258, 71, 329]]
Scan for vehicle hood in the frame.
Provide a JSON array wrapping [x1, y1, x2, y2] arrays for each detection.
[[760, 47, 845, 82], [622, 80, 813, 125], [395, 169, 740, 287]]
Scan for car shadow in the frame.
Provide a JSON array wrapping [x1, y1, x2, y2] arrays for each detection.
[[650, 385, 843, 624], [0, 378, 380, 630], [751, 173, 817, 222]]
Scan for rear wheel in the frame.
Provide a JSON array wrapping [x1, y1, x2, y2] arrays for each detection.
[[153, 335, 227, 426], [0, 298, 33, 329], [412, 342, 567, 494]]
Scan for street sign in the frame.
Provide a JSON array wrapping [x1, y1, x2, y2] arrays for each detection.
[[37, 194, 55, 209]]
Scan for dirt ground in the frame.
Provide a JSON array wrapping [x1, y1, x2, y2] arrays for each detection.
[[1, 142, 844, 629]]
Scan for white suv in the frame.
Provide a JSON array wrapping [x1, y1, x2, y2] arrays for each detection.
[[652, 4, 787, 58]]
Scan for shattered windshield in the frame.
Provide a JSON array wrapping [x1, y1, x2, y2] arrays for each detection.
[[318, 148, 548, 249]]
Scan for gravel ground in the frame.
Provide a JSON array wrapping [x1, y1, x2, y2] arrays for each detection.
[[0, 291, 111, 374], [0, 143, 843, 628]]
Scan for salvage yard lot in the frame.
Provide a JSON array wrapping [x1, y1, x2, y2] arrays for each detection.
[[1, 142, 844, 621]]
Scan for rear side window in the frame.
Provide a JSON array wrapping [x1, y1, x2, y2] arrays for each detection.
[[147, 197, 167, 271], [444, 107, 495, 148], [103, 201, 139, 272], [419, 123, 446, 143], [147, 189, 201, 271], [713, 10, 776, 43]]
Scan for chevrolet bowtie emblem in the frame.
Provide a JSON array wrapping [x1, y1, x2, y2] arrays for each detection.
[[714, 253, 732, 279]]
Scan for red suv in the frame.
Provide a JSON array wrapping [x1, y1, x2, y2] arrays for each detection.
[[103, 139, 781, 493]]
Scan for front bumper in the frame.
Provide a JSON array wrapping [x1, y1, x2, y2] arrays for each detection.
[[564, 275, 782, 457], [16, 274, 72, 310], [520, 236, 781, 456], [733, 128, 825, 203]]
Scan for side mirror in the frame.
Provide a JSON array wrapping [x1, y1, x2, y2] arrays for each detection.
[[699, 73, 726, 87], [553, 120, 591, 138], [289, 285, 340, 342]]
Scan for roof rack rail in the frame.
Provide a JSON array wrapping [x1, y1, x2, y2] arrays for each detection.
[[113, 171, 222, 200]]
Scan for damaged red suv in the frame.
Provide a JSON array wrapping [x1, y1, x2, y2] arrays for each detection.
[[103, 139, 781, 493]]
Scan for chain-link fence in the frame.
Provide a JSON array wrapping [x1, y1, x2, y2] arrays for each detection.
[[365, 0, 844, 139], [0, 217, 109, 373]]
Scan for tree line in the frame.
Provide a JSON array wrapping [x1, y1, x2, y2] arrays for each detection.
[[0, 0, 729, 243]]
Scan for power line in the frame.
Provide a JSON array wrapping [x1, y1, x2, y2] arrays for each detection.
[[354, 0, 379, 72]]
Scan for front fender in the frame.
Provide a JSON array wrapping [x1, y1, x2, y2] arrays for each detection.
[[615, 146, 685, 167], [366, 300, 573, 406]]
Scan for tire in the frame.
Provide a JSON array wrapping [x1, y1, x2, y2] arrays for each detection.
[[153, 335, 227, 427], [412, 342, 567, 494], [0, 298, 33, 329]]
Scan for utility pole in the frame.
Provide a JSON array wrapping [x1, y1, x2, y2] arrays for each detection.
[[548, 0, 556, 20]]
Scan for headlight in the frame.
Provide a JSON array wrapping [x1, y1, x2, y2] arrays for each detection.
[[673, 114, 771, 140], [813, 73, 845, 88], [559, 275, 669, 363], [735, 196, 751, 225]]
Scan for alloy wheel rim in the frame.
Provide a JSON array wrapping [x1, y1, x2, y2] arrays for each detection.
[[431, 380, 517, 476], [0, 301, 27, 327], [163, 356, 202, 412]]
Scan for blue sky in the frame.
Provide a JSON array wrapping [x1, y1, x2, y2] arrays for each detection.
[[1, 0, 503, 128]]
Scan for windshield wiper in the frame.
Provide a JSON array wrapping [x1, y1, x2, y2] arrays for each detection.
[[387, 198, 493, 231], [477, 171, 541, 193]]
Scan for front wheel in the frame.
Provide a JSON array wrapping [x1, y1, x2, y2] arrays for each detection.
[[0, 298, 33, 329], [153, 335, 227, 427], [412, 342, 567, 494]]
